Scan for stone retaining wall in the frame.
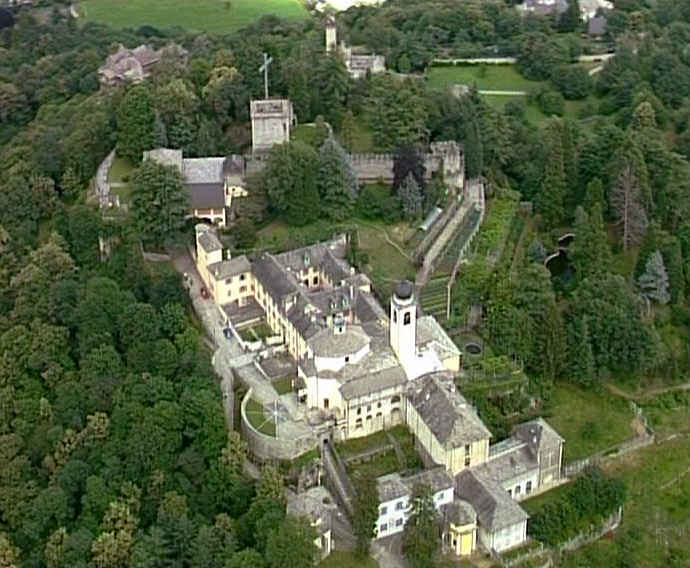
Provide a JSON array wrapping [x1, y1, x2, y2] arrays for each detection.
[[240, 388, 317, 462]]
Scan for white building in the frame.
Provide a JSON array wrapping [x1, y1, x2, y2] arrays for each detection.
[[376, 468, 454, 539]]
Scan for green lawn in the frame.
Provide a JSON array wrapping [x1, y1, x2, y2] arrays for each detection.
[[272, 376, 293, 396], [336, 429, 390, 460], [80, 0, 309, 33], [544, 383, 634, 462], [561, 436, 690, 567], [319, 551, 379, 568], [245, 397, 276, 437], [108, 155, 136, 203], [426, 65, 544, 92]]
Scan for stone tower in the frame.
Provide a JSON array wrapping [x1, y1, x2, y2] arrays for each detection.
[[250, 99, 294, 154], [325, 15, 337, 54], [390, 280, 416, 369]]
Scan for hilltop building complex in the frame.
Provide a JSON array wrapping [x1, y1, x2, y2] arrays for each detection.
[[194, 226, 564, 555]]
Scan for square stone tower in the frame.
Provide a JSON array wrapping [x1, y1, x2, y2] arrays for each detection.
[[250, 99, 295, 154]]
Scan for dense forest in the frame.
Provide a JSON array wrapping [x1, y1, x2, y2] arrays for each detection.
[[1, 0, 690, 566]]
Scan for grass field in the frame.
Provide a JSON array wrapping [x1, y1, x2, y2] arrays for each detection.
[[561, 435, 690, 566], [245, 397, 276, 437], [545, 383, 634, 462], [80, 0, 309, 33], [426, 65, 544, 92]]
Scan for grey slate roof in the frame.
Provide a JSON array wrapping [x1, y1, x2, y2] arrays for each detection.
[[286, 486, 337, 536], [308, 326, 370, 358], [340, 364, 406, 400], [377, 473, 409, 503], [183, 157, 225, 184], [402, 467, 454, 495], [416, 315, 461, 359], [455, 470, 528, 532], [198, 230, 222, 253], [208, 256, 251, 280], [409, 373, 491, 449], [187, 183, 225, 209], [253, 253, 300, 300], [441, 500, 477, 526], [513, 418, 564, 458], [477, 444, 538, 487]]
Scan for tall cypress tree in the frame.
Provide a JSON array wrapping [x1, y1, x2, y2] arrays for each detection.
[[116, 85, 156, 163], [537, 120, 566, 229], [569, 316, 597, 389]]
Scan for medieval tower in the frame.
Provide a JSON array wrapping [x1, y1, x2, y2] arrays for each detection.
[[325, 15, 337, 54], [250, 99, 294, 154]]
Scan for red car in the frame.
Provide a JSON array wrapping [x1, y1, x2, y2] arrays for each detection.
[[200, 287, 209, 299]]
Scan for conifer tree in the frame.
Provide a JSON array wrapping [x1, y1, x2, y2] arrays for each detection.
[[582, 177, 604, 213], [572, 203, 611, 281], [569, 316, 597, 389], [638, 250, 670, 305], [610, 135, 649, 250], [351, 475, 378, 557], [537, 120, 566, 228], [116, 85, 156, 163], [316, 137, 358, 221], [398, 173, 423, 219]]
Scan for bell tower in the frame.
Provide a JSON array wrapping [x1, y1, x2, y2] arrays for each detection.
[[325, 15, 337, 54], [390, 280, 416, 368]]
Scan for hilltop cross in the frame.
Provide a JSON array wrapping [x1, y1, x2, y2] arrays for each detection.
[[259, 52, 273, 99]]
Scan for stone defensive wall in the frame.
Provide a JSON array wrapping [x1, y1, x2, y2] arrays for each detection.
[[348, 152, 447, 184], [240, 388, 317, 463]]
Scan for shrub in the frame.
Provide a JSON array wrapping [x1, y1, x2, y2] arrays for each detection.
[[538, 90, 565, 116]]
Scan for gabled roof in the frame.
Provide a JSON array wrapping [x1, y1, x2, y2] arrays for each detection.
[[187, 183, 225, 209], [198, 230, 222, 253], [208, 256, 251, 280], [513, 418, 564, 458], [408, 373, 491, 449], [183, 157, 226, 184], [455, 470, 528, 532]]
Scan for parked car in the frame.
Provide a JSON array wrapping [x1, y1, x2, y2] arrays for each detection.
[[200, 286, 209, 299]]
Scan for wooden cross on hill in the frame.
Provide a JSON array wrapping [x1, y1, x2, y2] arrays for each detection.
[[259, 52, 273, 99]]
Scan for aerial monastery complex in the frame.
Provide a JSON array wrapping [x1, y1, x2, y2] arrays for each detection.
[[140, 17, 564, 558]]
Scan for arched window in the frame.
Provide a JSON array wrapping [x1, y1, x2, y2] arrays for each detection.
[[404, 312, 411, 325]]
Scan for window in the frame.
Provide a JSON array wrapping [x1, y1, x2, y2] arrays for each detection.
[[323, 398, 329, 409], [515, 485, 521, 496], [376, 412, 382, 419], [357, 408, 362, 415], [379, 505, 387, 515], [507, 489, 512, 498], [526, 481, 532, 494], [355, 418, 363, 429], [225, 279, 232, 285], [396, 501, 404, 511], [313, 276, 319, 285], [367, 405, 371, 412], [404, 312, 411, 325], [240, 274, 246, 281], [393, 310, 397, 323], [391, 395, 401, 404], [303, 279, 309, 287], [345, 356, 350, 363], [464, 444, 471, 455], [377, 402, 382, 408], [240, 286, 247, 293], [379, 523, 387, 533], [465, 455, 471, 467], [395, 518, 403, 527]]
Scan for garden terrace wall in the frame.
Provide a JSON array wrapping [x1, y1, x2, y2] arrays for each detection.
[[240, 388, 317, 462]]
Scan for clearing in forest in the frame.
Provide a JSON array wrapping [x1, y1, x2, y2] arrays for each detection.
[[79, 0, 309, 33]]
